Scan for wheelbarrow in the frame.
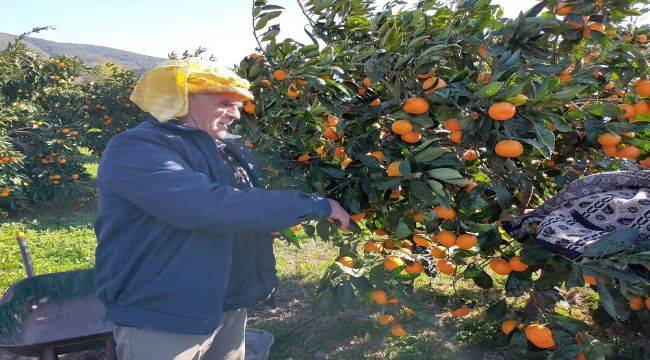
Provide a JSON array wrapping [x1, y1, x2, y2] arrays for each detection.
[[0, 231, 116, 360], [0, 231, 276, 360]]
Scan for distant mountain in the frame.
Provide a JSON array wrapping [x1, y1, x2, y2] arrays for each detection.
[[0, 32, 164, 74]]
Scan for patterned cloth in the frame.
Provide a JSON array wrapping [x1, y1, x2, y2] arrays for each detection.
[[502, 170, 650, 258]]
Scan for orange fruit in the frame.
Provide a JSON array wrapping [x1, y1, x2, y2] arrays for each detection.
[[476, 71, 492, 84], [555, 2, 572, 16], [444, 118, 462, 131], [413, 234, 431, 247], [645, 297, 650, 310], [71, 174, 80, 181], [636, 79, 650, 96], [495, 140, 524, 158], [400, 239, 413, 250], [334, 146, 346, 158], [390, 323, 409, 337], [509, 256, 529, 271], [417, 68, 435, 79], [243, 102, 256, 115], [488, 102, 516, 121], [384, 256, 404, 271], [338, 256, 355, 268], [588, 22, 605, 32], [287, 84, 300, 98], [297, 153, 311, 164], [370, 151, 385, 163], [378, 314, 395, 325], [436, 259, 456, 275], [326, 115, 340, 127], [388, 298, 399, 304], [502, 320, 517, 335], [629, 297, 643, 311], [389, 188, 401, 199], [604, 82, 615, 91], [462, 150, 479, 161], [465, 181, 477, 191], [434, 205, 456, 220], [402, 97, 429, 114], [450, 131, 462, 144], [602, 145, 618, 157], [371, 290, 388, 305], [543, 159, 556, 168], [363, 77, 372, 87], [597, 133, 621, 146], [637, 34, 648, 44], [273, 69, 287, 81], [341, 157, 353, 169], [451, 306, 470, 317], [405, 262, 424, 274], [392, 120, 413, 135], [437, 231, 457, 248], [525, 324, 555, 349], [364, 241, 383, 253], [558, 72, 573, 83], [401, 131, 421, 143], [477, 45, 488, 57], [369, 98, 381, 107], [350, 211, 365, 222], [413, 212, 425, 223], [323, 127, 339, 140], [430, 246, 446, 259], [634, 101, 649, 115], [358, 86, 366, 96], [490, 259, 512, 275], [456, 234, 478, 250], [617, 146, 641, 159], [575, 352, 586, 360], [619, 104, 636, 119], [422, 77, 446, 91], [639, 157, 650, 169], [387, 161, 402, 177], [244, 140, 254, 149], [583, 275, 597, 286]]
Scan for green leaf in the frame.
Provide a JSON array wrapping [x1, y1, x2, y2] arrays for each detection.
[[395, 219, 412, 239], [413, 147, 447, 163], [255, 11, 282, 30], [281, 227, 301, 248], [474, 82, 503, 99], [313, 287, 336, 315], [485, 300, 507, 320], [505, 272, 532, 297], [597, 283, 630, 321], [427, 168, 470, 186], [583, 228, 638, 258], [316, 219, 330, 240], [553, 314, 589, 334], [472, 271, 494, 289]]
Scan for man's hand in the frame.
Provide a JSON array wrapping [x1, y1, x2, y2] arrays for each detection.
[[327, 199, 350, 230]]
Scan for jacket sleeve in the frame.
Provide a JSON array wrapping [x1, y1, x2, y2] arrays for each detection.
[[98, 132, 332, 234]]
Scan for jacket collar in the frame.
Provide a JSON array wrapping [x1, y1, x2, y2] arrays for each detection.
[[144, 114, 263, 186]]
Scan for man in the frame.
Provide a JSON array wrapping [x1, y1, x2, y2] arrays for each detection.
[[93, 59, 350, 360]]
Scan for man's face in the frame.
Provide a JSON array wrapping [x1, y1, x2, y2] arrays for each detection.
[[186, 92, 244, 127]]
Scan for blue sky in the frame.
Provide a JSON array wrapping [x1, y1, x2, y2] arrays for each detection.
[[0, 1, 645, 67]]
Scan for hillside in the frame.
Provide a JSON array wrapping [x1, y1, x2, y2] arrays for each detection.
[[0, 32, 164, 74]]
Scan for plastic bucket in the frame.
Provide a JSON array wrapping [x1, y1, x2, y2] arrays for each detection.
[[245, 328, 274, 360]]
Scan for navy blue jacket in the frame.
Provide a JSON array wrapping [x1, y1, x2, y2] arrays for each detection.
[[93, 116, 331, 334]]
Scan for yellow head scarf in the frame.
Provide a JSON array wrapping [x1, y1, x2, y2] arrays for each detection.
[[130, 59, 254, 123]]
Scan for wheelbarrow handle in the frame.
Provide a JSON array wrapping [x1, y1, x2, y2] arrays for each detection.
[[16, 231, 35, 278]]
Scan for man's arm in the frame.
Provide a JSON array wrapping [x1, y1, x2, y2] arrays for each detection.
[[99, 133, 332, 234]]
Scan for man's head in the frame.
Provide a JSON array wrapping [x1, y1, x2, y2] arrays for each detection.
[[129, 59, 253, 134], [180, 92, 244, 139]]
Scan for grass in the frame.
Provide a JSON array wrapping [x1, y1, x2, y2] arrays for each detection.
[[0, 156, 645, 358]]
